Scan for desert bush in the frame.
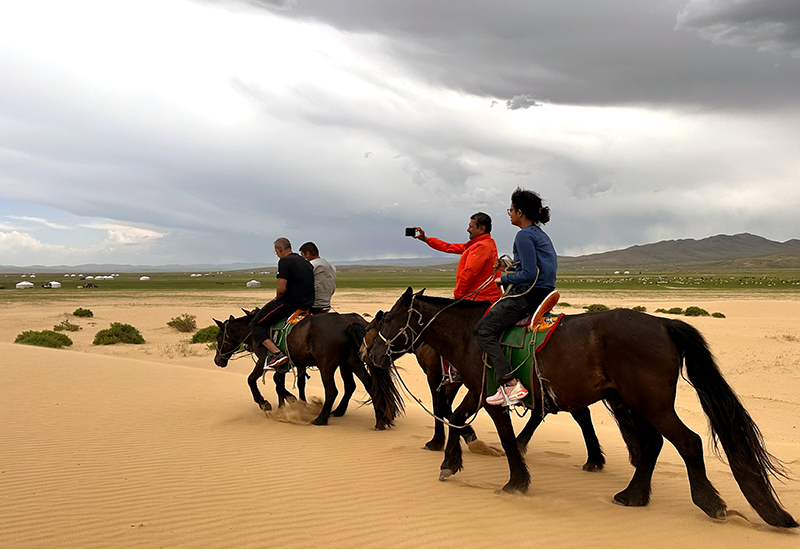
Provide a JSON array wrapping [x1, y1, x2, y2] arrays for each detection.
[[666, 307, 684, 315], [559, 302, 572, 308], [711, 312, 726, 318], [54, 319, 82, 332], [15, 330, 73, 348], [632, 305, 647, 312], [73, 308, 93, 318], [167, 313, 197, 333], [584, 304, 609, 313], [93, 322, 145, 345], [192, 325, 219, 344], [684, 306, 710, 317], [655, 308, 667, 313]]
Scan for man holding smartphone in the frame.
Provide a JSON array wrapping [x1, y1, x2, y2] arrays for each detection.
[[409, 212, 502, 303]]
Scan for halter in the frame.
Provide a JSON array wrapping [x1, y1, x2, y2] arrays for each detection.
[[218, 319, 252, 361]]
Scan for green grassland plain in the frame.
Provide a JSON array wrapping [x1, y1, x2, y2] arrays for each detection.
[[2, 267, 800, 306]]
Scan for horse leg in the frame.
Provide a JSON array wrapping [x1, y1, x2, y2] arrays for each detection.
[[483, 403, 530, 493], [571, 407, 605, 472], [273, 371, 297, 408], [247, 360, 272, 412], [296, 366, 307, 402], [439, 390, 481, 480], [643, 407, 727, 519], [515, 404, 543, 455], [312, 364, 338, 426], [332, 366, 357, 417], [425, 367, 447, 450], [609, 405, 663, 507]]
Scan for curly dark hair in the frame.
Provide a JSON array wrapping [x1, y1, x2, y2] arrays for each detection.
[[511, 187, 550, 225]]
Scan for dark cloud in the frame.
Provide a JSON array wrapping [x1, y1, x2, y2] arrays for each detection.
[[218, 0, 800, 112], [506, 94, 542, 110], [677, 0, 800, 57]]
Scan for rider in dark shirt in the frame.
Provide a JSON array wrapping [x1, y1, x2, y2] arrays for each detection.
[[249, 237, 314, 369]]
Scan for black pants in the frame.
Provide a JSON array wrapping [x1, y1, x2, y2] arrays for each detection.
[[249, 300, 295, 345], [474, 287, 554, 385]]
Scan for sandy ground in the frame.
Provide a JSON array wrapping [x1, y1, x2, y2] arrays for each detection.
[[1, 287, 799, 548]]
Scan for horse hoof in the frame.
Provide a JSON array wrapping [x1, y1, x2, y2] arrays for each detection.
[[332, 409, 347, 417], [613, 490, 649, 507], [424, 441, 444, 451], [259, 402, 272, 412], [285, 395, 297, 404], [312, 417, 328, 426], [439, 469, 454, 481], [582, 462, 604, 472], [374, 424, 387, 431]]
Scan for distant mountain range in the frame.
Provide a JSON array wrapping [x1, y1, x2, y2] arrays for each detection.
[[2, 233, 799, 274], [558, 233, 800, 272]]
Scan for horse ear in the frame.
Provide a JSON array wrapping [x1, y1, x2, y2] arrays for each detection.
[[375, 310, 384, 322], [242, 308, 249, 314], [419, 288, 426, 295], [228, 315, 236, 322], [214, 318, 224, 328]]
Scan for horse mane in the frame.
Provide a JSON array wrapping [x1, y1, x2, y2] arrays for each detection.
[[416, 294, 491, 310]]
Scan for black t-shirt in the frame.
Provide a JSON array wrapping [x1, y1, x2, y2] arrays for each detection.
[[276, 253, 315, 309]]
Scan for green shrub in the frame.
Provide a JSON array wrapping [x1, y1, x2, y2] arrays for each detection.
[[632, 305, 647, 312], [54, 319, 82, 332], [15, 330, 73, 348], [73, 308, 94, 318], [192, 325, 219, 344], [584, 304, 609, 313], [684, 306, 710, 317], [655, 308, 667, 313], [559, 302, 572, 308], [93, 323, 145, 345], [666, 307, 684, 315], [167, 313, 197, 333], [712, 312, 726, 318]]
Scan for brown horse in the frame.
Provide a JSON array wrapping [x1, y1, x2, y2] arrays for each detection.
[[368, 288, 797, 528], [214, 310, 403, 430], [361, 311, 605, 473]]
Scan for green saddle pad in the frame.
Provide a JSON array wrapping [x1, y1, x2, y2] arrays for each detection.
[[486, 314, 563, 407], [267, 319, 297, 373]]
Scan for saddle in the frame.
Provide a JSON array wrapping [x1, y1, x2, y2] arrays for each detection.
[[267, 309, 310, 373], [487, 290, 563, 409]]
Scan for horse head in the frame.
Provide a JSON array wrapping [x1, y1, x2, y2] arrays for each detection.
[[368, 287, 422, 369], [213, 314, 250, 368]]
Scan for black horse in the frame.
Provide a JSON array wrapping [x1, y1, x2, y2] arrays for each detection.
[[368, 288, 797, 528], [361, 311, 605, 473], [214, 310, 403, 430]]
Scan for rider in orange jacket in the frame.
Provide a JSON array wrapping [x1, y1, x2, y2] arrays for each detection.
[[411, 212, 502, 304]]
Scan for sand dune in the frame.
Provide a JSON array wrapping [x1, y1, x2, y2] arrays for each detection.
[[1, 289, 799, 547]]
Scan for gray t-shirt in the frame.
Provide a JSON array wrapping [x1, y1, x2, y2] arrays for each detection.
[[310, 257, 336, 308]]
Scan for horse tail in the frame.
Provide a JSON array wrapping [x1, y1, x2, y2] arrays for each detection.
[[345, 322, 405, 427], [667, 319, 797, 528]]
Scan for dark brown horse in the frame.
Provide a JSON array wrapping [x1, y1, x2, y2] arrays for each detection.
[[214, 310, 403, 430], [360, 311, 605, 473], [368, 288, 797, 528]]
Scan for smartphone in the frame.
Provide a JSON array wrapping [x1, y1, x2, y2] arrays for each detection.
[[405, 227, 415, 237]]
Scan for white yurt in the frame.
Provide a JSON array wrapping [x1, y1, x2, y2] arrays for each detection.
[[140, 276, 150, 281], [16, 281, 34, 289], [246, 280, 261, 288], [49, 281, 62, 288]]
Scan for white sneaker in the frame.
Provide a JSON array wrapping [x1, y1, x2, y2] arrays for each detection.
[[486, 380, 528, 406]]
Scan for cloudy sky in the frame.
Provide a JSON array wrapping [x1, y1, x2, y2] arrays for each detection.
[[1, 0, 799, 267]]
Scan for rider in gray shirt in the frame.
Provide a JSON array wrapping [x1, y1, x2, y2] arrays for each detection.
[[300, 242, 337, 313]]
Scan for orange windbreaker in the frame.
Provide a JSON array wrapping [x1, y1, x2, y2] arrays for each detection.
[[426, 233, 502, 303]]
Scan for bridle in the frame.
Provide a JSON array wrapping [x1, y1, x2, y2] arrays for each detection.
[[217, 319, 253, 362]]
